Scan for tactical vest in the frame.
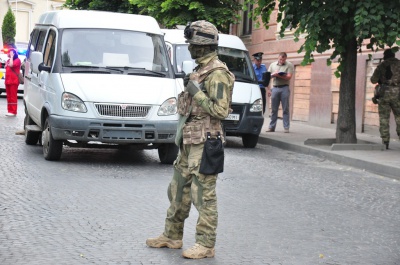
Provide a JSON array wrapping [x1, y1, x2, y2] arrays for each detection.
[[177, 58, 234, 145]]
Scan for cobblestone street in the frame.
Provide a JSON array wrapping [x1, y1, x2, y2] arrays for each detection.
[[0, 98, 399, 265]]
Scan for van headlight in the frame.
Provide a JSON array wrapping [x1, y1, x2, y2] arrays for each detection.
[[62, 92, 87, 112], [158, 97, 177, 116], [250, 98, 263, 112]]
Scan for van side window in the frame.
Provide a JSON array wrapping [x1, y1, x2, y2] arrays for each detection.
[[36, 30, 47, 53], [43, 30, 56, 68], [27, 29, 39, 59]]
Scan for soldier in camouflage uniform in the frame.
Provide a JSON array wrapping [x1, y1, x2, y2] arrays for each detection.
[[370, 49, 400, 149], [146, 21, 234, 259]]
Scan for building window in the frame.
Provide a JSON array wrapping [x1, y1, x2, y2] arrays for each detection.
[[276, 13, 297, 39], [242, 3, 253, 36]]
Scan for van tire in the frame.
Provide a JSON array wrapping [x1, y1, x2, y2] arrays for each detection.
[[242, 134, 258, 148], [158, 143, 178, 164], [24, 112, 40, 145], [42, 117, 63, 161]]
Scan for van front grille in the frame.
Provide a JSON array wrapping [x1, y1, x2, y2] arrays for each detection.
[[95, 103, 151, 118]]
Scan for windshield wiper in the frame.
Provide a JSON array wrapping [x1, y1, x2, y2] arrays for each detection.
[[64, 65, 124, 74], [105, 66, 166, 77], [65, 65, 100, 68], [233, 75, 255, 83], [138, 69, 166, 77], [105, 66, 132, 73]]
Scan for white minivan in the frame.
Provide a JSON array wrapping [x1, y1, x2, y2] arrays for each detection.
[[24, 10, 184, 163], [162, 29, 265, 148]]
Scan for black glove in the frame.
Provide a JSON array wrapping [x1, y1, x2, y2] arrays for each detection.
[[184, 73, 190, 87], [186, 80, 201, 97]]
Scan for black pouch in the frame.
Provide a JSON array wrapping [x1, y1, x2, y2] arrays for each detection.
[[199, 132, 224, 175], [375, 84, 388, 98]]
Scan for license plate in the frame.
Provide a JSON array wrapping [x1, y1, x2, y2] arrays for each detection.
[[103, 130, 142, 139], [225, 113, 239, 121]]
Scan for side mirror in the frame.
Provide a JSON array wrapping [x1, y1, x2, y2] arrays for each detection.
[[38, 63, 51, 72], [182, 60, 194, 75], [30, 51, 44, 74], [262, 72, 271, 87], [175, 71, 186, 79]]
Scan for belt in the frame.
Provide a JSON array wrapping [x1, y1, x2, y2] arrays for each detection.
[[274, 85, 288, 88]]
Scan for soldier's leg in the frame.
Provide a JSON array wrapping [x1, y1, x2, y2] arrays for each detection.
[[164, 145, 193, 240], [192, 173, 218, 248], [187, 144, 218, 248], [378, 101, 391, 143], [390, 98, 400, 138]]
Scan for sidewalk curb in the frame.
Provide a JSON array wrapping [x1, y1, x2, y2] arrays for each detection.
[[258, 136, 400, 181]]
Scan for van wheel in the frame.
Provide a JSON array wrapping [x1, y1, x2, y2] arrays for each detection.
[[24, 112, 40, 145], [158, 143, 178, 164], [42, 117, 63, 161], [242, 134, 259, 148]]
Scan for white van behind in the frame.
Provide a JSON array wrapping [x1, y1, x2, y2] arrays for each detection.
[[162, 29, 264, 148], [24, 11, 184, 163]]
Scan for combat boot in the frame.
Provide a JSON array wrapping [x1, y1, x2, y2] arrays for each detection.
[[383, 141, 389, 149], [146, 234, 182, 249], [182, 243, 215, 259]]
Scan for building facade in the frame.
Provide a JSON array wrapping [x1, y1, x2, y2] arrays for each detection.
[[231, 2, 399, 138], [1, 0, 65, 43]]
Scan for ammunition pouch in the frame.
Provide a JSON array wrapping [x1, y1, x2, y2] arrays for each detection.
[[177, 91, 191, 116], [199, 132, 224, 175], [374, 84, 388, 98]]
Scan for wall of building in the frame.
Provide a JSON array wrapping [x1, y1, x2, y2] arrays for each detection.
[[0, 0, 65, 44], [232, 3, 398, 139]]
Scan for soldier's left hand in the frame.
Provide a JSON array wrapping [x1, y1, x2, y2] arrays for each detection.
[[183, 73, 191, 87], [186, 80, 201, 97]]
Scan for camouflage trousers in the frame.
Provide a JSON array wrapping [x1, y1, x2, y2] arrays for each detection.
[[163, 143, 218, 248], [378, 86, 400, 142]]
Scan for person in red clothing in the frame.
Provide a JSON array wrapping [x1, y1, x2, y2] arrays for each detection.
[[5, 48, 21, 116]]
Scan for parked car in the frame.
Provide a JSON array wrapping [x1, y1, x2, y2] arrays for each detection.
[[0, 42, 28, 95], [0, 42, 28, 67]]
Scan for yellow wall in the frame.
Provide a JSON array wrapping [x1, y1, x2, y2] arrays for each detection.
[[0, 0, 66, 44]]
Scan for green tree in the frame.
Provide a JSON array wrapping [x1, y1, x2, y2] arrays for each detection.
[[1, 8, 16, 47], [64, 0, 139, 14], [128, 0, 241, 33], [247, 0, 400, 143], [64, 0, 241, 33]]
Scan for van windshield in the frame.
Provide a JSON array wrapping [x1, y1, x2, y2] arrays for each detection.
[[173, 44, 256, 82], [218, 47, 256, 82], [61, 29, 170, 73]]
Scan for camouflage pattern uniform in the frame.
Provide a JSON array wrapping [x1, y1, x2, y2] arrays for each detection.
[[370, 54, 400, 144], [159, 21, 234, 249]]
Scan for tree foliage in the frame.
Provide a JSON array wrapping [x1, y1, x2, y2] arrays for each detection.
[[64, 0, 241, 33], [247, 0, 400, 143], [249, 0, 400, 71], [64, 0, 139, 14], [128, 0, 241, 33], [1, 8, 16, 47]]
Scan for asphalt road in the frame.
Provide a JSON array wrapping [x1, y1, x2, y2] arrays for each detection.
[[1, 98, 399, 265]]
